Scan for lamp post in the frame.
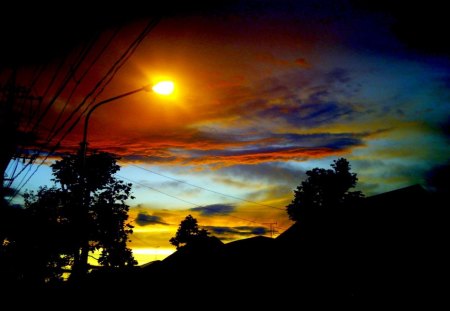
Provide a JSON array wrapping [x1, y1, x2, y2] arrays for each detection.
[[80, 86, 149, 160], [81, 81, 175, 162], [72, 81, 174, 280]]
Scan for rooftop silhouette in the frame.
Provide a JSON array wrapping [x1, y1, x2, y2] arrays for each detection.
[[75, 183, 444, 304]]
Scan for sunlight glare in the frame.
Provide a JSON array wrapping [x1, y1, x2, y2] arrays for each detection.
[[152, 81, 175, 95]]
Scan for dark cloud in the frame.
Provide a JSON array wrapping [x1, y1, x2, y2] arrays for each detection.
[[326, 67, 351, 84], [135, 213, 169, 226], [205, 225, 268, 240], [260, 101, 355, 128], [308, 89, 331, 103], [234, 226, 268, 235], [248, 68, 361, 129], [277, 132, 364, 148], [190, 204, 236, 216], [207, 227, 238, 235], [185, 132, 364, 157]]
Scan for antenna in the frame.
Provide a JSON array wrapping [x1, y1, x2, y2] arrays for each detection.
[[262, 222, 278, 238]]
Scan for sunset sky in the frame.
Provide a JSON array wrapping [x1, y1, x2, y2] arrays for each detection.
[[2, 0, 449, 264]]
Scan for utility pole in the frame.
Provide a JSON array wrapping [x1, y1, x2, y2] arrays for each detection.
[[0, 73, 41, 205]]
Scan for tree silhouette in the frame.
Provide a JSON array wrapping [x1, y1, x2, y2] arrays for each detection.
[[23, 151, 136, 282], [22, 187, 75, 284], [170, 215, 210, 249], [287, 158, 363, 222]]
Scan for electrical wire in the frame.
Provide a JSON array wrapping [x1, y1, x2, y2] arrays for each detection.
[[117, 174, 286, 231], [132, 164, 285, 211], [8, 18, 162, 200], [44, 33, 102, 141]]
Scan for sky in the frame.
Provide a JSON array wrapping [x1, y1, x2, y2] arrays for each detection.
[[1, 0, 449, 264]]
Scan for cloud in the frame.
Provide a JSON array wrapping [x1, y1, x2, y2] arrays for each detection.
[[207, 227, 237, 235], [205, 225, 269, 240], [185, 147, 346, 165], [190, 204, 236, 216], [326, 67, 351, 84], [224, 67, 363, 130], [234, 226, 268, 235], [115, 130, 369, 167], [260, 101, 356, 128], [135, 212, 169, 226], [177, 132, 366, 165], [46, 63, 372, 169], [276, 132, 364, 148]]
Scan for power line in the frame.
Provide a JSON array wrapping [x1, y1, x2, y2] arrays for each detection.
[[118, 174, 199, 208], [44, 32, 103, 141], [8, 18, 161, 200], [117, 174, 286, 232], [132, 164, 285, 211]]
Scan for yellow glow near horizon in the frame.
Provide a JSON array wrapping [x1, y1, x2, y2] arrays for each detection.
[[87, 247, 174, 266], [133, 247, 174, 265], [152, 81, 175, 95]]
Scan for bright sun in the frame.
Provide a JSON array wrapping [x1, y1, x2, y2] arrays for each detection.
[[152, 81, 175, 95]]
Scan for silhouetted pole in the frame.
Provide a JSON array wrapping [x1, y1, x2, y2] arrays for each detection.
[[80, 85, 151, 157], [71, 81, 174, 280], [71, 85, 151, 280], [263, 222, 277, 238], [0, 73, 41, 208]]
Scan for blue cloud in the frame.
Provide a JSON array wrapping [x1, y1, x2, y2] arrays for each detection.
[[234, 226, 268, 235], [326, 67, 351, 84], [276, 132, 364, 148], [185, 132, 365, 159], [135, 213, 169, 226], [207, 226, 238, 235], [205, 226, 269, 240], [260, 101, 355, 128], [190, 204, 236, 216]]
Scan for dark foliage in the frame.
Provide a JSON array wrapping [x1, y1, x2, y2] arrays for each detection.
[[286, 158, 363, 221], [169, 214, 210, 249], [2, 151, 137, 286]]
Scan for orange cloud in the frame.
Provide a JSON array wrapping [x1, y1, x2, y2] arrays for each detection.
[[187, 147, 344, 166]]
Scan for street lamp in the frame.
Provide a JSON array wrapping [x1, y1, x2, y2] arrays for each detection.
[[81, 80, 175, 158], [73, 81, 174, 280]]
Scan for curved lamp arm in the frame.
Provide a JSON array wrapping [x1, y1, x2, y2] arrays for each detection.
[[81, 85, 150, 148]]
